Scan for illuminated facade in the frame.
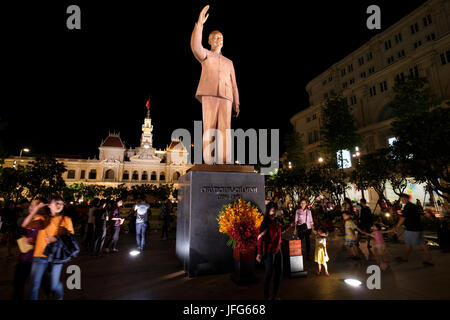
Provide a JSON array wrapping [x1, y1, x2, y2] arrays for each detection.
[[3, 108, 192, 188], [291, 0, 450, 165]]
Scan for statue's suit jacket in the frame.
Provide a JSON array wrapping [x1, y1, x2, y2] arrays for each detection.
[[191, 23, 240, 107]]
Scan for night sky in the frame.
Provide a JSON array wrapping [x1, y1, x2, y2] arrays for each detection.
[[1, 0, 427, 159]]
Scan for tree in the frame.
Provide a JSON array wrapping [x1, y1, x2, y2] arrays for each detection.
[[320, 94, 361, 199], [25, 155, 67, 199], [350, 148, 390, 205], [0, 166, 27, 202], [390, 76, 450, 201], [320, 94, 362, 169], [283, 131, 306, 169]]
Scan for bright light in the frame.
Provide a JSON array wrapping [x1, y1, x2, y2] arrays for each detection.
[[318, 157, 324, 163], [144, 145, 150, 149], [344, 279, 362, 287], [355, 146, 359, 152], [385, 213, 390, 218], [22, 148, 30, 153], [129, 250, 140, 256]]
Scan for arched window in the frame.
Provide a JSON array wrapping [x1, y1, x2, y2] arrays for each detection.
[[105, 169, 115, 180], [88, 169, 97, 180], [122, 170, 129, 180], [132, 171, 139, 180], [142, 171, 148, 180], [67, 170, 76, 179], [150, 171, 157, 180], [159, 172, 166, 181], [172, 172, 180, 181]]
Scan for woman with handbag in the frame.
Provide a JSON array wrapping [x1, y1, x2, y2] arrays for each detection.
[[12, 199, 48, 300], [294, 199, 315, 260], [28, 195, 74, 300]]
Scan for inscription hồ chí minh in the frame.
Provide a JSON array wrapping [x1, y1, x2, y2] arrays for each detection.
[[200, 186, 258, 193]]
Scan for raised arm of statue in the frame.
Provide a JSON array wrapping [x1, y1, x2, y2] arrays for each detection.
[[191, 5, 209, 62]]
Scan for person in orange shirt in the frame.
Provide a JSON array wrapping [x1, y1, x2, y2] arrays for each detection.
[[28, 195, 74, 300]]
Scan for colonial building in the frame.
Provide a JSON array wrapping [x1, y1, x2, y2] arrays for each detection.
[[3, 106, 192, 188], [289, 0, 450, 205], [291, 0, 450, 164]]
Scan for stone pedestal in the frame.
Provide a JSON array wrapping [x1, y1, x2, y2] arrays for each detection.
[[176, 165, 265, 277]]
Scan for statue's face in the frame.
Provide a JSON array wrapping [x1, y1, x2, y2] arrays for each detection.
[[208, 31, 223, 51]]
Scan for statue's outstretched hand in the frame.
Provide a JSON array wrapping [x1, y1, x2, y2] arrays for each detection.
[[198, 5, 209, 25]]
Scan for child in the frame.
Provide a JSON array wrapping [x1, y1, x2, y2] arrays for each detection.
[[362, 223, 393, 271], [342, 212, 365, 260], [314, 227, 329, 276]]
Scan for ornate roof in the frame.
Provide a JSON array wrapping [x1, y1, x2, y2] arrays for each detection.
[[100, 133, 125, 148]]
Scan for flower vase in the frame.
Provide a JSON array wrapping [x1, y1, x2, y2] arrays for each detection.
[[231, 247, 256, 284]]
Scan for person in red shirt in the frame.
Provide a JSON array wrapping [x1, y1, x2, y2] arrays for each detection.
[[256, 202, 293, 300]]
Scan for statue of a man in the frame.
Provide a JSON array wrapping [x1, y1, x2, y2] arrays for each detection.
[[191, 5, 240, 164]]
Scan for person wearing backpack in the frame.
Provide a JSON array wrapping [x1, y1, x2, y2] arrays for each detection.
[[134, 199, 150, 251]]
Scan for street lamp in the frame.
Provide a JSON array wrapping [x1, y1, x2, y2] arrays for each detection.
[[19, 147, 30, 159], [318, 157, 324, 163], [288, 161, 292, 169]]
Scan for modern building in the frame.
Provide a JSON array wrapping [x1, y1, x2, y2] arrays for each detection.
[[290, 0, 450, 205], [3, 106, 192, 188], [291, 0, 450, 165]]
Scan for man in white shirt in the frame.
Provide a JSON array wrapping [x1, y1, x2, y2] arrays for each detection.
[[134, 199, 151, 252]]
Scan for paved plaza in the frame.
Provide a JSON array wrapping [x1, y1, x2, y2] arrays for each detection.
[[1, 230, 449, 300]]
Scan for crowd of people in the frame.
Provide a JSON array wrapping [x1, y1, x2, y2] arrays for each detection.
[[257, 194, 435, 300], [0, 195, 174, 300]]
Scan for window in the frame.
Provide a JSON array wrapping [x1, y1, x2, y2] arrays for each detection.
[[349, 78, 355, 85], [396, 72, 405, 82], [441, 53, 447, 65], [368, 66, 375, 74], [341, 69, 346, 76], [306, 117, 311, 123], [414, 40, 422, 49], [358, 57, 364, 66], [160, 172, 166, 181], [348, 64, 353, 72], [309, 152, 314, 162], [141, 171, 148, 180], [367, 52, 373, 61], [394, 33, 403, 44], [308, 132, 313, 144], [426, 33, 436, 41], [349, 96, 357, 105], [88, 169, 97, 180], [151, 171, 157, 180], [410, 23, 419, 34], [423, 14, 432, 27], [387, 56, 394, 64], [80, 170, 85, 179], [397, 49, 405, 58], [314, 130, 319, 143], [409, 66, 419, 78], [369, 86, 377, 97], [312, 113, 317, 120], [379, 81, 388, 92], [122, 171, 129, 180], [384, 40, 392, 50], [342, 82, 348, 89], [328, 75, 333, 82], [440, 51, 450, 65], [67, 170, 75, 179], [360, 72, 366, 78], [132, 171, 139, 180]]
